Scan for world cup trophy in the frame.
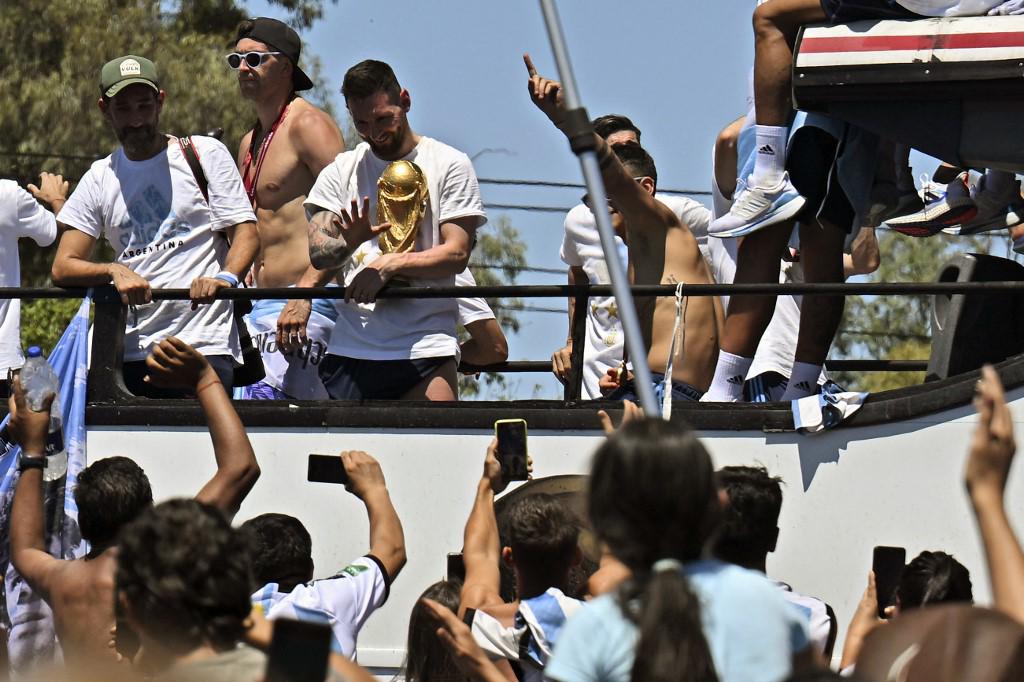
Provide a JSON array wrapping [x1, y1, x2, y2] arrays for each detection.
[[376, 160, 429, 254]]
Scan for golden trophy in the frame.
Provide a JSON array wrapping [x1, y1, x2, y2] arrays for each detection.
[[376, 160, 429, 254]]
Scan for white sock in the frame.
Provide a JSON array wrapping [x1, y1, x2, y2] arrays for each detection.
[[701, 351, 753, 402], [781, 361, 821, 401], [751, 125, 788, 188]]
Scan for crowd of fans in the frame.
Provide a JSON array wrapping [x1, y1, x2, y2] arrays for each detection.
[[2, 2, 1024, 680], [4, 346, 1022, 680]]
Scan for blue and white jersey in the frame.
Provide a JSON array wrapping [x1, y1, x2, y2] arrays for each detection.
[[468, 587, 583, 681], [251, 555, 389, 658]]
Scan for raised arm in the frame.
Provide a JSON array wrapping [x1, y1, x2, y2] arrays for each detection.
[[8, 378, 62, 598], [458, 440, 506, 618], [343, 450, 406, 582], [523, 53, 670, 229], [144, 338, 260, 519], [308, 198, 391, 271], [965, 364, 1024, 623]]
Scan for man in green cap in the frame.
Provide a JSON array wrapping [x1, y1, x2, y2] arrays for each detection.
[[51, 55, 260, 398]]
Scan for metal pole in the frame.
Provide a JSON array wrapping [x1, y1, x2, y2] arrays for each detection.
[[536, 0, 659, 415]]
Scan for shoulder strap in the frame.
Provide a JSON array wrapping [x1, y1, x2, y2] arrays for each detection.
[[176, 136, 209, 204]]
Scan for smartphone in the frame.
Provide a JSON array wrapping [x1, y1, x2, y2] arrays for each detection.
[[447, 552, 466, 583], [265, 618, 332, 682], [307, 454, 347, 485], [872, 545, 906, 619], [494, 419, 529, 482]]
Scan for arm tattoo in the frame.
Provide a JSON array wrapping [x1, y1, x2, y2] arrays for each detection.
[[308, 210, 355, 270]]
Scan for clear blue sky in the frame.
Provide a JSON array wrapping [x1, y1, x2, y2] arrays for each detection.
[[242, 0, 755, 399]]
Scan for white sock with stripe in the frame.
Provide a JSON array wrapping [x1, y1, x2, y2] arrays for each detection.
[[781, 361, 822, 401], [701, 351, 753, 402]]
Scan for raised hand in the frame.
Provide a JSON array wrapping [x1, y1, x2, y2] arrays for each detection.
[[966, 364, 1016, 500], [6, 374, 53, 455], [27, 172, 69, 211], [144, 337, 214, 390], [524, 53, 566, 126], [340, 196, 391, 248]]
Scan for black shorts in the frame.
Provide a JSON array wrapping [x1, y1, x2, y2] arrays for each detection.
[[319, 354, 453, 400], [819, 0, 921, 23], [787, 126, 856, 233]]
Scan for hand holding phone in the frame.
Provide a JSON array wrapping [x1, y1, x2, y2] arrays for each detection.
[[307, 453, 348, 484], [494, 419, 529, 482], [872, 545, 906, 619]]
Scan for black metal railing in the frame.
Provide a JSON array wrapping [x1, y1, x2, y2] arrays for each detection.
[[3, 279, 1014, 402]]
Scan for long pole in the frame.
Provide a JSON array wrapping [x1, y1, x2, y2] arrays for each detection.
[[536, 0, 659, 416]]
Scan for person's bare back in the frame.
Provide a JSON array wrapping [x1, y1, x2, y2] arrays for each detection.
[[43, 550, 118, 669], [238, 98, 344, 288]]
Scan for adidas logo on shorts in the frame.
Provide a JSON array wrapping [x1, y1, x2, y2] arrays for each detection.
[[758, 144, 775, 156]]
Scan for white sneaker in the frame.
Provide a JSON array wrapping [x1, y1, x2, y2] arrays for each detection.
[[949, 176, 1024, 236], [885, 172, 976, 237], [708, 172, 806, 239]]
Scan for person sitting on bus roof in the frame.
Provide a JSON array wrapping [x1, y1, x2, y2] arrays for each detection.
[[708, 0, 1005, 241], [117, 499, 268, 680], [0, 173, 66, 400], [304, 59, 487, 402], [713, 465, 839, 660], [6, 338, 260, 674], [242, 450, 406, 660], [525, 54, 724, 403], [458, 440, 583, 680], [554, 114, 718, 400]]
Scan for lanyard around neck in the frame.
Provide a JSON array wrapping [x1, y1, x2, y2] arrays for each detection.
[[242, 97, 292, 208]]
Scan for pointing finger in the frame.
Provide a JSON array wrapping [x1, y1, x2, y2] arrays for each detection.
[[523, 53, 538, 78]]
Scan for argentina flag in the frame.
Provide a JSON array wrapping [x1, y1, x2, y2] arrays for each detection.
[[0, 297, 90, 673]]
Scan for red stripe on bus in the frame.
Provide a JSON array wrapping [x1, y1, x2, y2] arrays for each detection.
[[800, 32, 1024, 53]]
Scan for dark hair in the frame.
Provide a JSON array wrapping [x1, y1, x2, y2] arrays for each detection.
[[117, 499, 254, 655], [75, 456, 153, 549], [897, 551, 973, 610], [589, 419, 719, 682], [592, 114, 642, 142], [240, 513, 314, 592], [612, 144, 658, 189], [506, 493, 579, 578], [400, 581, 469, 682], [712, 466, 783, 568], [342, 59, 401, 102]]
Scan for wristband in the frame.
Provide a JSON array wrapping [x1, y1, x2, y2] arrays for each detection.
[[195, 378, 223, 398], [18, 454, 46, 472], [213, 271, 239, 288]]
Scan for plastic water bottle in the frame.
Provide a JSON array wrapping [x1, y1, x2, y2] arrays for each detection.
[[19, 347, 68, 482]]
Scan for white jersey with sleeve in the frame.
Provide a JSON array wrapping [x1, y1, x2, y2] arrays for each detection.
[[251, 555, 390, 658], [773, 580, 837, 660], [56, 136, 255, 362], [305, 137, 487, 361], [454, 268, 497, 367], [0, 181, 58, 372]]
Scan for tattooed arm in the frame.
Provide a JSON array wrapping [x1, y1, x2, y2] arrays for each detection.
[[308, 197, 391, 271]]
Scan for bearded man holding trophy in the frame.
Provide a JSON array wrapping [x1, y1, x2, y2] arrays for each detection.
[[304, 60, 487, 401]]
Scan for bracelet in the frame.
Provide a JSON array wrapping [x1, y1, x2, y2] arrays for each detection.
[[18, 454, 46, 472], [195, 378, 223, 397], [213, 271, 239, 287]]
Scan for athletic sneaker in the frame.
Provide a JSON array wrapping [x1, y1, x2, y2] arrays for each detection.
[[947, 176, 1024, 236], [708, 172, 806, 239], [884, 173, 977, 237], [864, 182, 924, 228]]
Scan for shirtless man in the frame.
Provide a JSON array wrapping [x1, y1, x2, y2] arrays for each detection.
[[232, 17, 346, 399], [7, 339, 259, 673], [525, 55, 723, 402]]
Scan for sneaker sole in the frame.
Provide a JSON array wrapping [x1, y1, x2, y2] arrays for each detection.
[[885, 205, 978, 237], [709, 194, 807, 239]]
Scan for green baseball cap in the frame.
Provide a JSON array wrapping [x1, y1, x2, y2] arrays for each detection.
[[100, 55, 160, 98]]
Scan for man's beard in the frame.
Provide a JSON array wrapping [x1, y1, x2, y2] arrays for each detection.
[[366, 128, 406, 160], [118, 125, 159, 155]]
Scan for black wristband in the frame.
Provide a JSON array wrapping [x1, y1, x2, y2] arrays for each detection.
[[18, 455, 46, 472]]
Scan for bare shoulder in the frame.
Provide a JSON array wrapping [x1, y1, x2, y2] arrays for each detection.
[[479, 600, 521, 627], [290, 99, 342, 141]]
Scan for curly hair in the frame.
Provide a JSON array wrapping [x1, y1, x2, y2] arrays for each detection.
[[712, 465, 784, 568], [240, 513, 314, 592], [117, 499, 254, 655]]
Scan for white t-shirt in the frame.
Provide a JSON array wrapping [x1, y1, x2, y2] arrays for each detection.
[[0, 181, 57, 372], [560, 195, 711, 399], [896, 0, 1002, 15], [305, 138, 487, 360], [251, 555, 389, 658], [57, 137, 255, 362], [457, 269, 495, 327]]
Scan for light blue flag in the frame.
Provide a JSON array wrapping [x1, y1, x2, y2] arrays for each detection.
[[0, 296, 91, 673]]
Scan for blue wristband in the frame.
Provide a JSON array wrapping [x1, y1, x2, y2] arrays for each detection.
[[214, 271, 239, 288]]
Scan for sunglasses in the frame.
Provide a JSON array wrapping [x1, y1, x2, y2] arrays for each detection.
[[225, 51, 283, 70]]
